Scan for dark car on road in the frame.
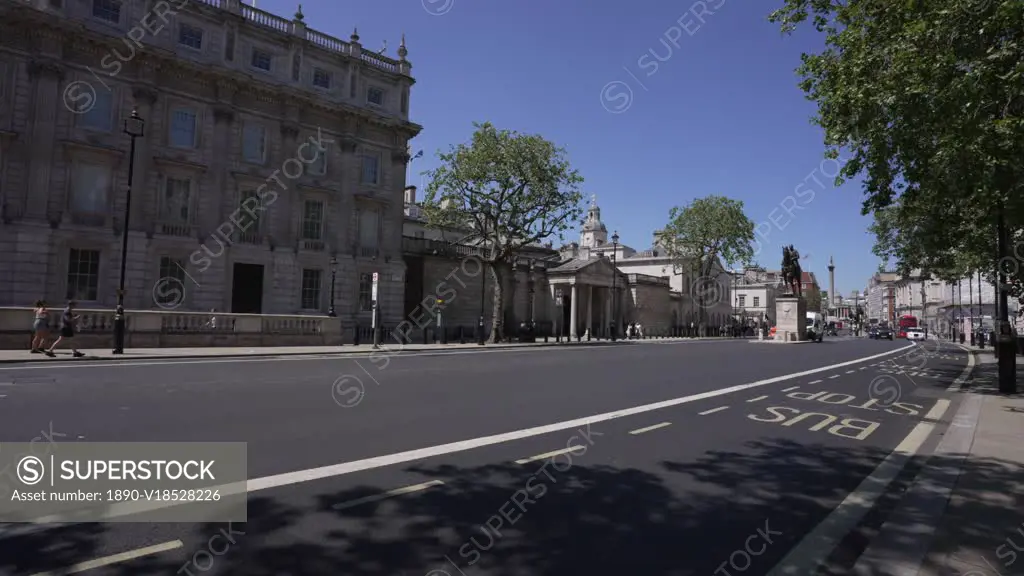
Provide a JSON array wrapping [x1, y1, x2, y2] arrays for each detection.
[[870, 326, 894, 340]]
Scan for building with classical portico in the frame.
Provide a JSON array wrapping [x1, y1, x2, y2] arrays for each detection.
[[0, 0, 420, 329]]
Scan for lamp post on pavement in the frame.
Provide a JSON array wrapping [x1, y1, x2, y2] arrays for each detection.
[[478, 220, 488, 345], [327, 255, 338, 317], [113, 108, 145, 355], [611, 231, 619, 341]]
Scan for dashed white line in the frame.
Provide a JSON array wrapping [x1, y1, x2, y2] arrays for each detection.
[[333, 480, 444, 510], [6, 344, 915, 533], [698, 406, 729, 415], [846, 370, 855, 374], [781, 386, 800, 392], [859, 367, 866, 370], [29, 540, 183, 576], [746, 395, 769, 403], [629, 422, 672, 435], [828, 375, 840, 379], [515, 446, 586, 465], [808, 380, 822, 385]]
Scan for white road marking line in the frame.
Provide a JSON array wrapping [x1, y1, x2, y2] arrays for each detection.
[[766, 349, 976, 576], [629, 422, 672, 435], [846, 370, 855, 374], [828, 375, 840, 379], [746, 395, 768, 403], [859, 367, 866, 370], [29, 540, 183, 575], [924, 399, 950, 422], [332, 480, 444, 510], [781, 386, 800, 392], [698, 406, 729, 415], [808, 380, 822, 385], [12, 345, 915, 528], [515, 446, 586, 465]]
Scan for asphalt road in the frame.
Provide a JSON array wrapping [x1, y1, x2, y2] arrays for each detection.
[[0, 337, 972, 576]]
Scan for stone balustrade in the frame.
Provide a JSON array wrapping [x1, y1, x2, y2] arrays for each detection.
[[0, 307, 343, 350]]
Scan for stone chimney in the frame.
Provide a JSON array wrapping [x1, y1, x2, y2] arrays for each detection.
[[404, 185, 416, 204]]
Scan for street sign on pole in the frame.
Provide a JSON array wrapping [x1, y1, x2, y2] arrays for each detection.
[[371, 272, 379, 303]]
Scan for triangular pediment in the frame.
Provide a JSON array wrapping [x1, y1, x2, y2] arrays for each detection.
[[549, 256, 627, 281]]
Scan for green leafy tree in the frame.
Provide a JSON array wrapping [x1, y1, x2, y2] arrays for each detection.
[[769, 0, 1024, 301], [661, 195, 755, 336], [421, 122, 585, 342]]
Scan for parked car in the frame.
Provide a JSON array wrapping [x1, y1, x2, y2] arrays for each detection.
[[906, 328, 926, 341]]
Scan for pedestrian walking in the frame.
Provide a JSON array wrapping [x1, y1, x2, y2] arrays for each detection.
[[45, 301, 85, 358], [30, 300, 51, 353]]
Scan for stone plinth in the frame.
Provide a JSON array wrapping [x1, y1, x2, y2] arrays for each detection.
[[774, 296, 807, 342]]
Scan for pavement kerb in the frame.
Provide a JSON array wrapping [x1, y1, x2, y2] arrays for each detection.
[[849, 342, 983, 576], [0, 337, 739, 364]]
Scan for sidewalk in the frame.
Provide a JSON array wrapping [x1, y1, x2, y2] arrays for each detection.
[[0, 336, 721, 364], [852, 349, 1024, 576]]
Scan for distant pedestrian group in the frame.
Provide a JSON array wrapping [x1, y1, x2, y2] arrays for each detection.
[[30, 300, 85, 358]]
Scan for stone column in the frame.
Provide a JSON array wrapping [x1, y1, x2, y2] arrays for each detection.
[[569, 283, 578, 339], [605, 287, 612, 337], [209, 107, 235, 234], [130, 87, 157, 231], [25, 61, 63, 221], [276, 123, 299, 243], [587, 285, 593, 337]]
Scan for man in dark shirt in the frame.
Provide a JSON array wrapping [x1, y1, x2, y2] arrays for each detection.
[[45, 301, 85, 358]]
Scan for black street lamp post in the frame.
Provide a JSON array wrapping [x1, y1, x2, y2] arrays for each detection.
[[528, 259, 536, 327], [554, 287, 563, 342], [327, 255, 338, 317], [478, 221, 488, 345], [113, 108, 145, 355], [977, 271, 985, 348], [958, 277, 965, 344], [611, 231, 619, 341]]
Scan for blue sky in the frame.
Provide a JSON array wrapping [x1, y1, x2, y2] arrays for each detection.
[[257, 0, 881, 297]]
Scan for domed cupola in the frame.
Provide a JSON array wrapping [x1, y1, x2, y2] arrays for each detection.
[[580, 195, 608, 248]]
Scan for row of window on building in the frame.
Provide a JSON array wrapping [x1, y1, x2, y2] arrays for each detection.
[[67, 248, 381, 312], [75, 93, 381, 182], [70, 162, 381, 248], [88, 0, 392, 106], [737, 295, 761, 308]]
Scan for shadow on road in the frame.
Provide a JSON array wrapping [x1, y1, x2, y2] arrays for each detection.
[[1, 435, 1021, 576]]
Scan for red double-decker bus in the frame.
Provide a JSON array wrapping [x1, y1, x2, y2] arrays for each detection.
[[897, 315, 918, 338]]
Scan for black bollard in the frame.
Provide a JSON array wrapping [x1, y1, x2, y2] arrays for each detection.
[[422, 327, 429, 344], [441, 325, 448, 345], [353, 324, 361, 346], [459, 326, 465, 344]]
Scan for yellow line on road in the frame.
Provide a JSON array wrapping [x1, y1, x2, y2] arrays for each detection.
[[515, 446, 585, 465], [698, 406, 729, 415], [333, 480, 445, 510], [30, 540, 183, 575], [629, 422, 672, 435]]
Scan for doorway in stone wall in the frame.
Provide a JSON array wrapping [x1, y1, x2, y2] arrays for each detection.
[[231, 263, 264, 314]]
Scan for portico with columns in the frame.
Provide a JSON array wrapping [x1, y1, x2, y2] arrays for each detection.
[[547, 256, 628, 339]]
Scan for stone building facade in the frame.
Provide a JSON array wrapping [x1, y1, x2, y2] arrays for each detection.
[[0, 0, 420, 329]]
